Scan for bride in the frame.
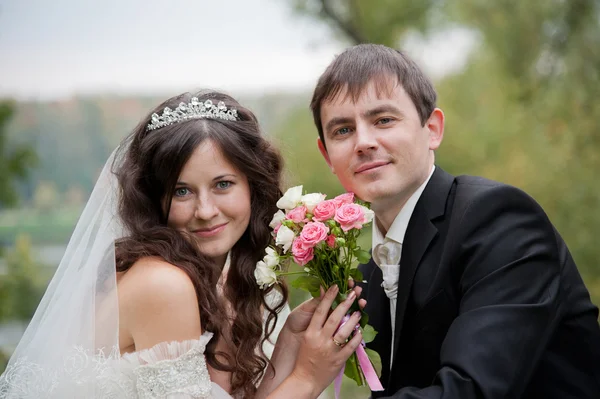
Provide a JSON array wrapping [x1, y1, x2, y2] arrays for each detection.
[[0, 90, 363, 398]]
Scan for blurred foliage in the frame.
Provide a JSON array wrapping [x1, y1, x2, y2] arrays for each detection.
[[0, 102, 42, 373], [0, 350, 8, 374], [0, 235, 48, 322], [0, 101, 37, 208], [0, 207, 81, 245]]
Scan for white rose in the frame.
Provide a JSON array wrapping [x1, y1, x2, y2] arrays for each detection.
[[360, 205, 375, 223], [263, 247, 279, 268], [301, 193, 327, 213], [276, 185, 303, 211], [269, 210, 286, 229], [275, 225, 295, 253], [254, 261, 278, 289]]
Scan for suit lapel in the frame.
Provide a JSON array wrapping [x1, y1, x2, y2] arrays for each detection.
[[389, 167, 455, 381], [363, 259, 393, 381]]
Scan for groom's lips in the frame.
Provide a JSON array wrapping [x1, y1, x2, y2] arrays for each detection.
[[354, 161, 391, 174]]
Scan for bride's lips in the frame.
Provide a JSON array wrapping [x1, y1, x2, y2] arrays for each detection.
[[193, 223, 227, 238], [354, 161, 391, 174]]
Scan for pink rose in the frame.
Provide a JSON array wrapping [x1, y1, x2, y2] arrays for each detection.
[[286, 206, 308, 224], [312, 199, 338, 222], [299, 221, 329, 247], [292, 237, 314, 266], [334, 203, 367, 232], [326, 234, 336, 248], [333, 192, 355, 208]]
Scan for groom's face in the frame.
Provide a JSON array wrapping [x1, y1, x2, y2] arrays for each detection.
[[317, 77, 443, 212]]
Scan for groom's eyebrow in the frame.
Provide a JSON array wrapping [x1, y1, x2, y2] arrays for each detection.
[[362, 105, 404, 118], [324, 116, 353, 133]]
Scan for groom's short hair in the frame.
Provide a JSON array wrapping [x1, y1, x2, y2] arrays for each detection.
[[310, 43, 438, 146]]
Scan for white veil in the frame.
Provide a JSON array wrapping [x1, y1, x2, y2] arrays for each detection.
[[0, 145, 127, 398]]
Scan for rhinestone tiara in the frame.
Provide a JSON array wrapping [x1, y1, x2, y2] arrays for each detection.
[[146, 98, 239, 131]]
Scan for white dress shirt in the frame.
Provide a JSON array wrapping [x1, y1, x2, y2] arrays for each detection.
[[371, 166, 435, 367]]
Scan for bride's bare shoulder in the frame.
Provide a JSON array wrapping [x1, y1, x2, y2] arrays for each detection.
[[118, 257, 197, 299], [118, 257, 203, 351]]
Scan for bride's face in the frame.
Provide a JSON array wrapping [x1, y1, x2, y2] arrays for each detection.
[[167, 139, 251, 268]]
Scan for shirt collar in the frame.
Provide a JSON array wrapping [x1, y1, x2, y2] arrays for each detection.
[[372, 165, 436, 249]]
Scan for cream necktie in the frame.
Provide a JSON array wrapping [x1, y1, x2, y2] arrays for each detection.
[[373, 240, 401, 300]]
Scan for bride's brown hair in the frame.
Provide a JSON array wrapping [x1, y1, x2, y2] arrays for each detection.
[[114, 90, 288, 397]]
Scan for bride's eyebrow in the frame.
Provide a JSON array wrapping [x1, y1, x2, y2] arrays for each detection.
[[212, 174, 236, 181]]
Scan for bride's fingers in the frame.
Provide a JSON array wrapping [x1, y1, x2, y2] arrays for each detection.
[[339, 327, 363, 357], [358, 298, 367, 310], [331, 310, 361, 346], [308, 285, 339, 330], [323, 289, 357, 337], [296, 296, 320, 315]]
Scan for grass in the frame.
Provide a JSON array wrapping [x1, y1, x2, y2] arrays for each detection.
[[0, 207, 80, 245]]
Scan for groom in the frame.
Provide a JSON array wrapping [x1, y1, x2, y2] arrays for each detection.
[[310, 43, 600, 398]]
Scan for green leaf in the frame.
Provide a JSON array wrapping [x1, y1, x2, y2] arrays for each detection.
[[354, 249, 371, 264], [290, 275, 321, 297], [359, 312, 369, 328], [361, 324, 377, 343], [343, 353, 364, 386], [349, 268, 363, 283], [364, 348, 383, 378]]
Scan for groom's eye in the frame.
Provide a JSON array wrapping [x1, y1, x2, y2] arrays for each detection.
[[335, 127, 351, 135], [377, 117, 393, 125]]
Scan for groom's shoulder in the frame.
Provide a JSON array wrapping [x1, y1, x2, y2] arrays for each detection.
[[453, 173, 531, 200], [450, 173, 547, 218], [454, 173, 504, 190]]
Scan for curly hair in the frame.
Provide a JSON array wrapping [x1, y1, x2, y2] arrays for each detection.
[[113, 90, 288, 397]]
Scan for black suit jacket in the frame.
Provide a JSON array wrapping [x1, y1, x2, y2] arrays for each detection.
[[359, 167, 600, 398]]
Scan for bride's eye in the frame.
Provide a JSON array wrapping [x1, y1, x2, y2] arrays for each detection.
[[216, 181, 232, 190], [174, 187, 190, 197]]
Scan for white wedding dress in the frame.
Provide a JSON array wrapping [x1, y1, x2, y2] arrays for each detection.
[[0, 290, 288, 399]]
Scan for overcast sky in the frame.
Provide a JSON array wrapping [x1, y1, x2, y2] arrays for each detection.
[[0, 0, 475, 100]]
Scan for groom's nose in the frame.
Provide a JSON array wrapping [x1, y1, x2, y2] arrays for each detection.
[[354, 125, 378, 154]]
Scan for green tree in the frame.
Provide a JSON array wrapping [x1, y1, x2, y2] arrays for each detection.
[[0, 101, 37, 207], [0, 235, 47, 322], [290, 0, 440, 46], [0, 101, 40, 371]]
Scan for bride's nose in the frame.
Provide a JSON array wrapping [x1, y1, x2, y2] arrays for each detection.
[[194, 196, 219, 220]]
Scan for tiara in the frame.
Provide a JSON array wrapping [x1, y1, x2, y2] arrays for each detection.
[[146, 98, 239, 131]]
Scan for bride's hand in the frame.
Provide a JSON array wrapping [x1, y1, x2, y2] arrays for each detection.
[[288, 285, 364, 396], [261, 283, 366, 399], [284, 283, 366, 338]]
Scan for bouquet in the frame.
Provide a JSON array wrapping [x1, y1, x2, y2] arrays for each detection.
[[254, 186, 384, 396]]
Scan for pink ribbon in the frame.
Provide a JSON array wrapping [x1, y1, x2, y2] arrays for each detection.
[[334, 316, 384, 399]]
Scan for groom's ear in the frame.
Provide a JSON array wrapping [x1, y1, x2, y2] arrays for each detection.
[[427, 108, 445, 150], [317, 138, 335, 174]]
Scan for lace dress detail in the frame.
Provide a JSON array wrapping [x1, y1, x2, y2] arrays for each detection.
[[0, 332, 232, 399], [1, 253, 290, 398], [121, 332, 227, 398]]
